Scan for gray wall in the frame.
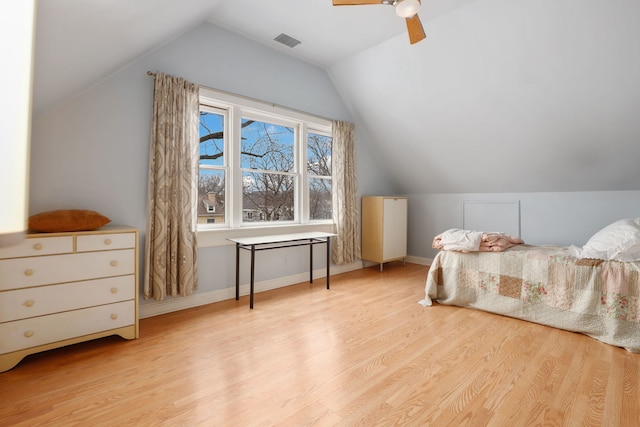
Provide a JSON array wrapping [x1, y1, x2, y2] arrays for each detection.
[[329, 0, 640, 195], [408, 191, 640, 260], [327, 0, 640, 263], [30, 19, 639, 312], [29, 22, 392, 304]]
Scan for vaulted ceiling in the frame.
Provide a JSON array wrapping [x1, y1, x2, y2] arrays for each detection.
[[34, 0, 640, 194], [34, 0, 476, 116]]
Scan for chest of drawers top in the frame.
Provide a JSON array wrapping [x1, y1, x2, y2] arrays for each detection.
[[0, 226, 137, 259]]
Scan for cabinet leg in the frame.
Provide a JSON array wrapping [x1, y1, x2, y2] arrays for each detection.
[[380, 263, 383, 272]]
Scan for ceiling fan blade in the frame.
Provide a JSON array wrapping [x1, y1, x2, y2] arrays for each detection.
[[406, 14, 426, 44], [332, 0, 381, 5]]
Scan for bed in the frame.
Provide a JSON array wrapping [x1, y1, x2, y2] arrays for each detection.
[[420, 220, 640, 353]]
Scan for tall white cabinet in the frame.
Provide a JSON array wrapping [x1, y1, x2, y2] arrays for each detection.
[[361, 196, 408, 271], [0, 226, 139, 372]]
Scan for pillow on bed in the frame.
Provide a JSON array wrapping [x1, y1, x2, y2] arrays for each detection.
[[29, 209, 111, 232], [570, 218, 640, 262]]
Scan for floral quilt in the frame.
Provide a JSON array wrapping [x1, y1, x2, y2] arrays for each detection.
[[423, 245, 640, 352]]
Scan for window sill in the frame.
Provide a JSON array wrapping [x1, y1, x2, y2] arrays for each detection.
[[197, 223, 335, 248]]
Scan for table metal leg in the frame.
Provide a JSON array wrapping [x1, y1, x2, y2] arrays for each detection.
[[309, 240, 313, 284], [250, 244, 255, 309], [235, 243, 240, 300], [326, 237, 331, 289]]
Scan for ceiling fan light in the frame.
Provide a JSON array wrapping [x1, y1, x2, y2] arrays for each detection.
[[395, 0, 420, 18]]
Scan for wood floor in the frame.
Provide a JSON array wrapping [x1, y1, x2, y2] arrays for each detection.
[[1, 262, 639, 426]]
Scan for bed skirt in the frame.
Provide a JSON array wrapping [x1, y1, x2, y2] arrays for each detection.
[[420, 245, 640, 353]]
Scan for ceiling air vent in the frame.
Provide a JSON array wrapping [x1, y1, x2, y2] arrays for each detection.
[[273, 33, 301, 48]]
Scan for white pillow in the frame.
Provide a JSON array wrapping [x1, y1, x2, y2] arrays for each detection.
[[570, 218, 640, 262]]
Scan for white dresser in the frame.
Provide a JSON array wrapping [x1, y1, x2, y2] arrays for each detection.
[[0, 226, 139, 372]]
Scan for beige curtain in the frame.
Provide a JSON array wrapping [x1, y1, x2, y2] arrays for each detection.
[[144, 73, 199, 300], [331, 120, 361, 264]]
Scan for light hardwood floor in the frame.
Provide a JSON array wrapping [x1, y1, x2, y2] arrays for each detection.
[[1, 262, 639, 426]]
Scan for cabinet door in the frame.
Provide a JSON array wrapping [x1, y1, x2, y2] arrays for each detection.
[[382, 198, 407, 260]]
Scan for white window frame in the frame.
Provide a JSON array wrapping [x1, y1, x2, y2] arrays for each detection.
[[305, 128, 333, 221], [199, 104, 229, 228], [197, 87, 334, 247]]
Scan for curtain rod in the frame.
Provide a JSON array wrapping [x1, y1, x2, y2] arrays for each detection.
[[146, 70, 335, 124]]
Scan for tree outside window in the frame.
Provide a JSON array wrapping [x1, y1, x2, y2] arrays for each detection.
[[241, 119, 295, 223], [307, 133, 332, 220]]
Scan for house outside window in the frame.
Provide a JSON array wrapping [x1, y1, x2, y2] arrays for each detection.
[[198, 87, 332, 231]]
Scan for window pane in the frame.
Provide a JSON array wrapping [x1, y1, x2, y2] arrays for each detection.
[[242, 171, 294, 222], [199, 111, 224, 166], [198, 169, 225, 225], [241, 119, 294, 172], [307, 133, 332, 176], [309, 177, 332, 220]]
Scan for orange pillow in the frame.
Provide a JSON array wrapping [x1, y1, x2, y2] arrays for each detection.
[[29, 209, 111, 232]]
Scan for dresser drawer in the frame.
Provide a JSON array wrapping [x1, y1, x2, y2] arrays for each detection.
[[0, 249, 135, 291], [0, 300, 135, 354], [77, 232, 136, 252], [0, 236, 73, 259], [0, 275, 135, 322]]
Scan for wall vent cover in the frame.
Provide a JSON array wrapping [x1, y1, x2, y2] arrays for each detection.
[[273, 33, 301, 48]]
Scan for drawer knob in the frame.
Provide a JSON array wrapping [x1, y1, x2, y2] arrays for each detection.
[[104, 239, 112, 245], [110, 287, 118, 294], [24, 269, 34, 277], [33, 243, 42, 250], [110, 260, 118, 267], [111, 314, 118, 320], [24, 300, 35, 307], [24, 330, 34, 338]]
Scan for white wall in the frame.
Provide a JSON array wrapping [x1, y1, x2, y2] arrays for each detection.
[[29, 22, 393, 311], [328, 0, 640, 265], [408, 191, 640, 260], [31, 16, 639, 316], [329, 0, 640, 195], [0, 0, 36, 246]]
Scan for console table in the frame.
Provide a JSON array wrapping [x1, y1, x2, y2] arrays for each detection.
[[228, 232, 336, 309]]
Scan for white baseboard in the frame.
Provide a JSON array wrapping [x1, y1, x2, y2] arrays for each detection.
[[139, 260, 363, 318], [405, 255, 433, 266], [360, 256, 433, 270]]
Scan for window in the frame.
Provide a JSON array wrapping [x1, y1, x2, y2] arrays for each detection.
[[307, 132, 332, 220], [198, 87, 332, 231], [241, 117, 295, 223], [198, 106, 227, 226]]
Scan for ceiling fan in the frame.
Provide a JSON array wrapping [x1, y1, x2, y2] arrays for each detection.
[[332, 0, 426, 45]]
